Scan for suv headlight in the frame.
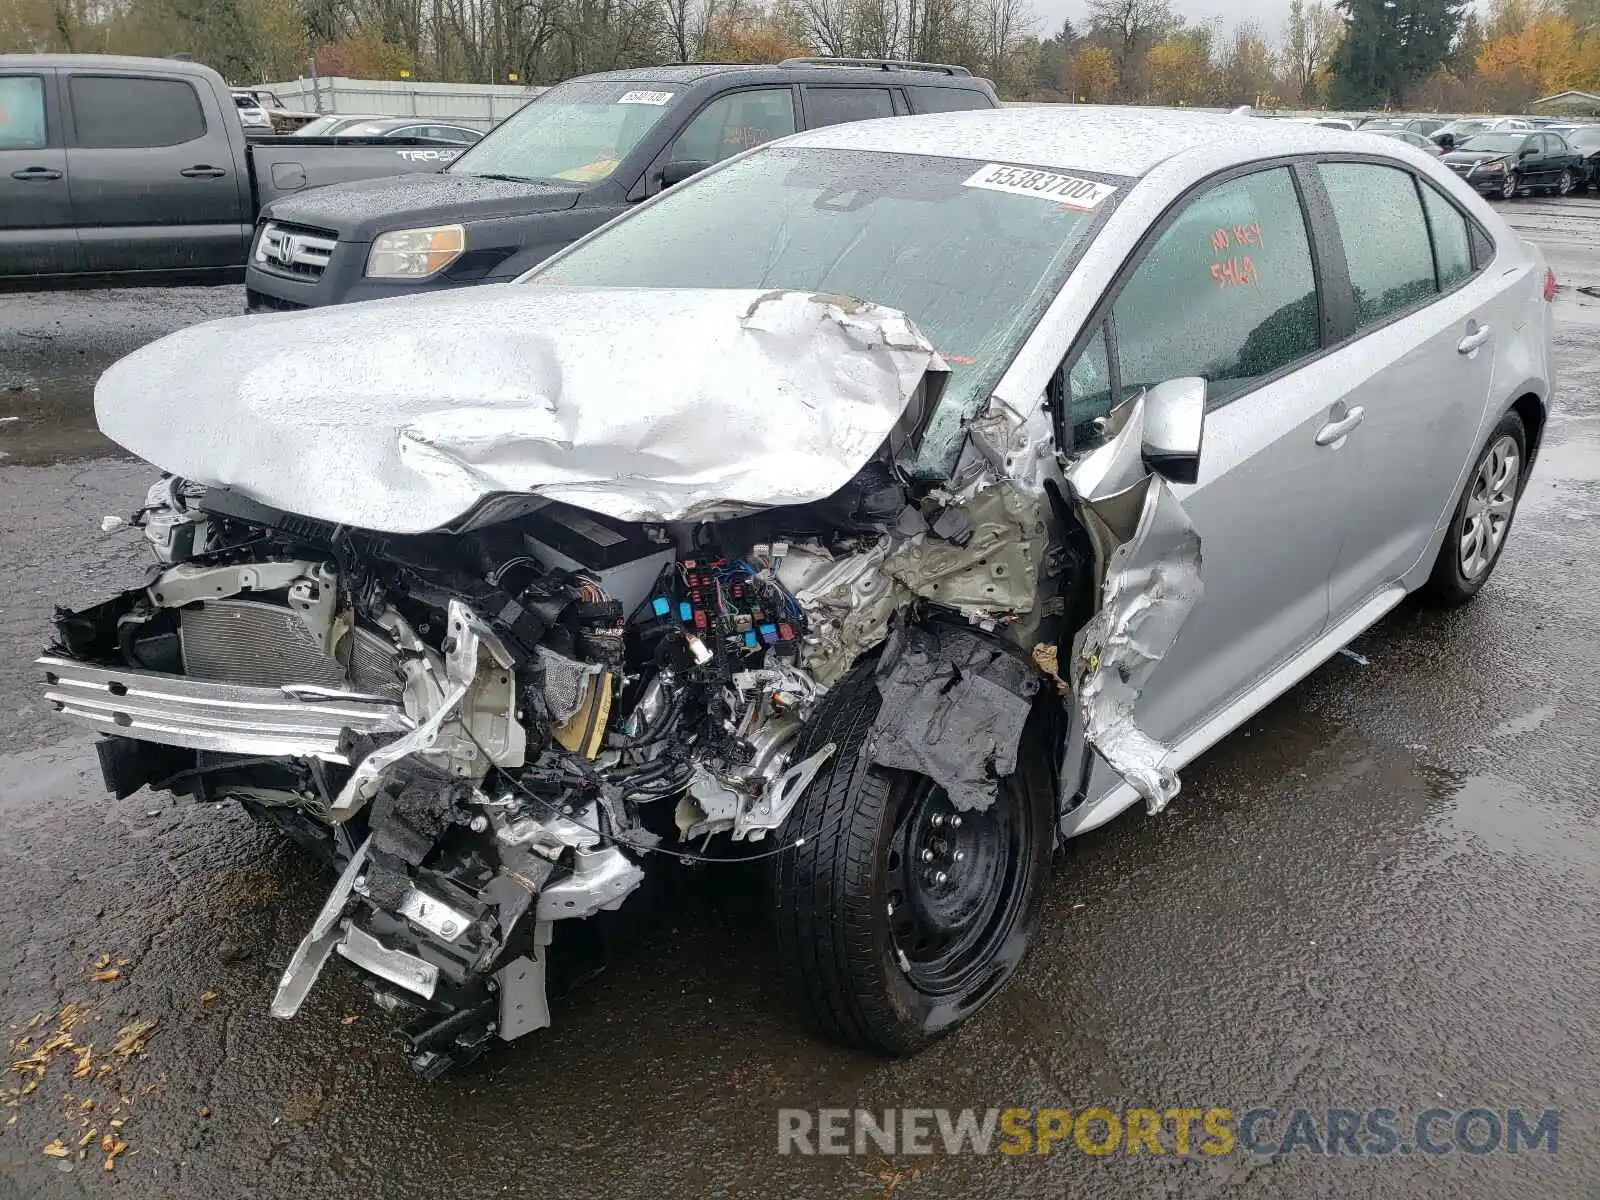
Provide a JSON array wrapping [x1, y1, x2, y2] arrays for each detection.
[[365, 225, 466, 279]]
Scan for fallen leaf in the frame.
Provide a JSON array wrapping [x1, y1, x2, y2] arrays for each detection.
[[108, 1118, 125, 1130], [72, 1047, 93, 1079], [80, 1099, 95, 1111], [5, 1114, 16, 1126], [104, 1140, 128, 1171], [341, 1014, 360, 1026], [91, 969, 121, 983], [93, 955, 111, 971], [78, 1128, 98, 1147], [198, 1106, 211, 1117], [42, 1140, 70, 1158], [100, 1133, 114, 1151], [200, 990, 220, 1004], [112, 1018, 157, 1059]]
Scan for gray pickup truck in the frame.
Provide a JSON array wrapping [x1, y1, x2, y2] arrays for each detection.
[[0, 54, 478, 291]]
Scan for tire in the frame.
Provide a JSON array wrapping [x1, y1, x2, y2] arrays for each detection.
[[1556, 169, 1574, 197], [1500, 171, 1518, 200], [1421, 411, 1527, 607], [771, 655, 1053, 1055]]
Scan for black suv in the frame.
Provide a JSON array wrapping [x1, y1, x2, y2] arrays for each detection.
[[244, 58, 999, 311]]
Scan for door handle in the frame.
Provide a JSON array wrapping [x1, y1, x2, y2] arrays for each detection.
[[1315, 405, 1366, 447], [1457, 323, 1492, 355], [180, 165, 226, 179], [10, 166, 63, 181]]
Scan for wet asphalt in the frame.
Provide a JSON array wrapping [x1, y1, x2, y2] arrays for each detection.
[[1, 200, 1598, 1199]]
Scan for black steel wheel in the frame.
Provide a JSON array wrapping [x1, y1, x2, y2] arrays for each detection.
[[772, 655, 1053, 1055]]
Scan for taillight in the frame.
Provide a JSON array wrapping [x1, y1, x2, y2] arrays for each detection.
[[1544, 267, 1558, 302]]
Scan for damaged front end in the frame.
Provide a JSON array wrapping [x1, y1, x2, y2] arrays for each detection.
[[41, 289, 1206, 1075]]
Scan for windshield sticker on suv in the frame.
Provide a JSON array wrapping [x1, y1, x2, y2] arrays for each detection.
[[962, 164, 1117, 209], [618, 90, 674, 106]]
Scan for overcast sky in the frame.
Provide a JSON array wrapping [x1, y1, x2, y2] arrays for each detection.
[[1031, 0, 1293, 46], [1031, 0, 1489, 52]]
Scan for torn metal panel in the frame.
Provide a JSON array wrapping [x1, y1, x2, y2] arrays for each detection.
[[1069, 474, 1203, 815], [884, 481, 1047, 622], [94, 287, 947, 532], [868, 624, 1040, 812], [774, 541, 909, 686]]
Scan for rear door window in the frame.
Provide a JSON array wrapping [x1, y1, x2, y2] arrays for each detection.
[[802, 87, 894, 128], [1110, 166, 1320, 409], [69, 75, 206, 149], [672, 88, 796, 164], [1319, 162, 1437, 327], [906, 85, 991, 114], [1419, 183, 1473, 289], [0, 75, 49, 149]]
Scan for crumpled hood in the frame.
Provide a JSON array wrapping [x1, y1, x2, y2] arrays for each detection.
[[262, 172, 582, 239], [95, 285, 945, 532]]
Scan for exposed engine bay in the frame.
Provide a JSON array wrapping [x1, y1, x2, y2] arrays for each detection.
[[43, 453, 1062, 1075], [40, 289, 1206, 1076]]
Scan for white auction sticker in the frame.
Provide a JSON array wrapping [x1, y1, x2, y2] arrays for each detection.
[[617, 89, 674, 106], [962, 163, 1116, 209]]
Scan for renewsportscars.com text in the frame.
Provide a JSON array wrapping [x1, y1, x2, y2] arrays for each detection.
[[777, 1106, 1560, 1157]]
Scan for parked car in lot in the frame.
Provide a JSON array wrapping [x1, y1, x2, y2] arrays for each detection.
[[1364, 127, 1444, 155], [0, 54, 515, 290], [330, 117, 484, 144], [231, 90, 274, 136], [1442, 130, 1586, 198], [1565, 124, 1600, 188], [53, 107, 1552, 1077], [1432, 116, 1531, 150], [237, 87, 319, 132], [243, 57, 1000, 311], [293, 113, 386, 137]]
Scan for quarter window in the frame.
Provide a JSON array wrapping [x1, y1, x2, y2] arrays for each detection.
[[1066, 325, 1113, 438], [1419, 183, 1472, 289], [1320, 162, 1436, 327], [803, 87, 894, 128], [672, 89, 796, 165], [0, 76, 47, 149], [1110, 166, 1320, 409], [69, 76, 205, 149], [906, 85, 991, 114]]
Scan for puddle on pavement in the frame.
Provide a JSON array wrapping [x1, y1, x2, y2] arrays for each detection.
[[0, 379, 127, 466], [1422, 770, 1595, 871]]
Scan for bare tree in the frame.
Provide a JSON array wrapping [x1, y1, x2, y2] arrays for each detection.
[[1087, 0, 1177, 99]]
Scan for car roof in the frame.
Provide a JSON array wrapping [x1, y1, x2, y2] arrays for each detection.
[[0, 52, 219, 74], [571, 61, 991, 87], [785, 105, 1366, 178]]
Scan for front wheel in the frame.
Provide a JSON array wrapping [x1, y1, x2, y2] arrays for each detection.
[[1421, 411, 1527, 606], [771, 658, 1053, 1055], [1500, 172, 1519, 200]]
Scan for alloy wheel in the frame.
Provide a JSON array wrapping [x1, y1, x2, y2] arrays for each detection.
[[1501, 172, 1518, 199], [1459, 434, 1520, 579], [1557, 169, 1574, 196]]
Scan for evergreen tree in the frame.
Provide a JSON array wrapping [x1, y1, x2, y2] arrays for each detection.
[[1330, 0, 1463, 106]]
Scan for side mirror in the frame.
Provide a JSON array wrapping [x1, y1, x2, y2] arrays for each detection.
[[1520, 145, 1537, 157], [1141, 377, 1206, 484], [659, 159, 710, 188]]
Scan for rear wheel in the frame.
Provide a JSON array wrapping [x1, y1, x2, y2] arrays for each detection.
[[1422, 412, 1527, 607], [771, 656, 1053, 1055], [1556, 169, 1575, 196]]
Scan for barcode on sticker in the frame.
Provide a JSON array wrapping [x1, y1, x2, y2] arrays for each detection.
[[962, 164, 1116, 209], [618, 90, 673, 106]]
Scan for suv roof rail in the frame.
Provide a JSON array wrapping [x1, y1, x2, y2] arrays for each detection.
[[778, 56, 972, 77]]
